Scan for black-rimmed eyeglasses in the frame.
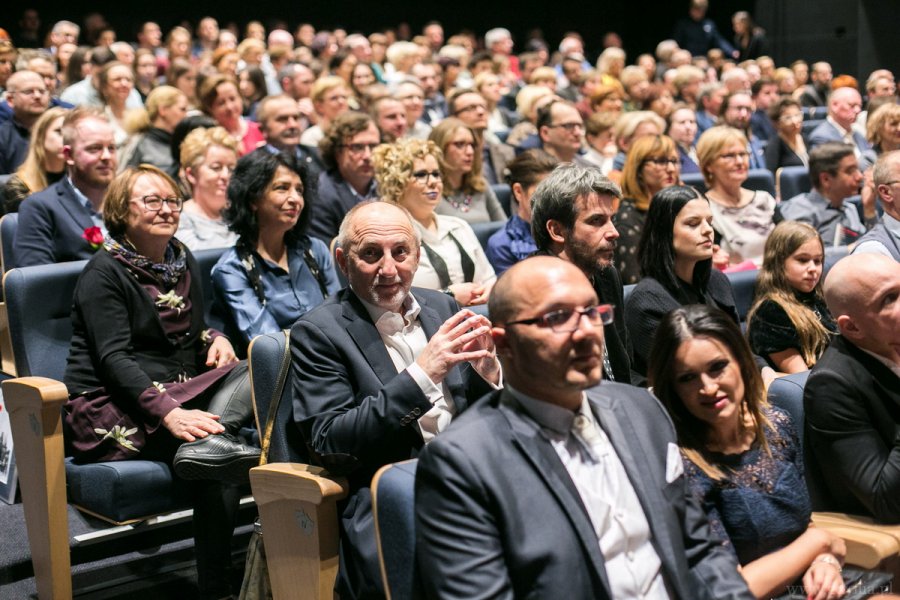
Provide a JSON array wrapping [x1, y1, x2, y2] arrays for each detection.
[[504, 304, 614, 333]]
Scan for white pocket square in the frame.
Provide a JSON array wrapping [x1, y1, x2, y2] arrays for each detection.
[[665, 442, 684, 483]]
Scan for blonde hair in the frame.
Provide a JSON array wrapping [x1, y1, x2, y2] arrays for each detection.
[[621, 134, 679, 209], [696, 125, 748, 184], [236, 38, 265, 61], [179, 126, 240, 171], [867, 103, 900, 148], [747, 221, 832, 367], [596, 47, 626, 75], [103, 165, 181, 238], [14, 106, 69, 194], [529, 66, 557, 85], [428, 118, 486, 194], [372, 138, 442, 203], [125, 85, 186, 134], [515, 84, 554, 120], [612, 111, 666, 143], [310, 75, 348, 104]]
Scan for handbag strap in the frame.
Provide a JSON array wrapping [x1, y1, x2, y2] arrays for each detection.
[[258, 331, 292, 466]]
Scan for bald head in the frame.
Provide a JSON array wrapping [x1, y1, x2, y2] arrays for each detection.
[[825, 254, 900, 362], [338, 201, 418, 252], [489, 256, 594, 325]]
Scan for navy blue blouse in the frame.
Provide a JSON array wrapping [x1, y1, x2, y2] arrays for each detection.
[[683, 407, 811, 565], [485, 214, 536, 275]]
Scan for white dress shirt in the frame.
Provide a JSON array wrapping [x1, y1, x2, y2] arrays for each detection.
[[510, 386, 671, 600]]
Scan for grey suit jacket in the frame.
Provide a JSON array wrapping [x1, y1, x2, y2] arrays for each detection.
[[416, 385, 753, 600], [15, 177, 99, 267], [807, 120, 870, 154]]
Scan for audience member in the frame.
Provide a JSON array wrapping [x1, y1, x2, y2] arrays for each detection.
[[198, 73, 265, 156], [673, 0, 735, 58], [299, 76, 350, 148], [697, 126, 775, 266], [667, 104, 701, 174], [395, 78, 431, 139], [749, 78, 779, 142], [615, 134, 681, 284], [16, 107, 117, 266], [854, 150, 900, 259], [747, 221, 837, 372], [696, 82, 727, 134], [120, 85, 187, 173], [212, 151, 339, 349], [416, 256, 754, 600], [732, 11, 769, 61], [806, 254, 900, 522], [530, 163, 634, 383], [310, 112, 380, 243], [486, 149, 558, 274], [374, 138, 495, 305], [536, 99, 587, 164], [807, 87, 869, 156], [447, 88, 514, 185], [370, 95, 408, 143], [797, 61, 832, 108], [60, 46, 143, 109], [291, 200, 500, 599], [63, 164, 259, 599], [254, 94, 324, 181], [429, 118, 505, 224], [175, 126, 240, 250], [860, 103, 900, 172], [625, 185, 738, 376], [610, 111, 666, 171], [0, 70, 50, 174], [1, 106, 67, 214], [648, 304, 846, 599], [777, 142, 873, 247], [718, 91, 766, 169], [764, 97, 808, 173]]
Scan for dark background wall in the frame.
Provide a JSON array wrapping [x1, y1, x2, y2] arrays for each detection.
[[3, 0, 898, 77]]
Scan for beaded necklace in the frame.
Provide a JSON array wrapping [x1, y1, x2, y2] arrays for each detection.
[[446, 194, 472, 213]]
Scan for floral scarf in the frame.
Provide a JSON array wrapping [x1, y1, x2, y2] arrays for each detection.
[[104, 235, 188, 289]]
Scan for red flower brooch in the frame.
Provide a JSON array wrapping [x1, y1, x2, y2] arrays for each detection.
[[82, 226, 104, 251]]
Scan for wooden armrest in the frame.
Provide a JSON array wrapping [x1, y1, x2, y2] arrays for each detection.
[[814, 512, 900, 543], [813, 512, 900, 570], [250, 463, 348, 600], [2, 376, 72, 599]]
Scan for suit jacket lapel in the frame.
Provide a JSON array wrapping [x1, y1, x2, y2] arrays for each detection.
[[342, 290, 402, 385], [588, 389, 681, 583], [57, 179, 97, 232], [499, 391, 613, 597]]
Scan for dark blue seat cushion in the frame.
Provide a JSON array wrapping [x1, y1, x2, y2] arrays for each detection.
[[65, 458, 192, 524]]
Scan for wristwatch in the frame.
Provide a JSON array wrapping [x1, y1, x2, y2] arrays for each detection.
[[441, 287, 455, 299]]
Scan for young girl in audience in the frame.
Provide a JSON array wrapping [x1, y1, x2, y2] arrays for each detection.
[[648, 305, 847, 600], [747, 221, 837, 373], [625, 185, 738, 376]]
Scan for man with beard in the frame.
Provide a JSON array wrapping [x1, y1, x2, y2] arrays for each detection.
[[16, 107, 118, 266], [253, 94, 324, 181], [291, 201, 500, 599], [531, 163, 635, 384]]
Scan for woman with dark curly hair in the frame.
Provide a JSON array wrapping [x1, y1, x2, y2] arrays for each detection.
[[211, 151, 339, 351]]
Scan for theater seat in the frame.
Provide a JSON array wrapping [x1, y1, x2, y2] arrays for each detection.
[[491, 183, 512, 217], [373, 460, 421, 600], [768, 373, 900, 574], [0, 212, 17, 274], [470, 220, 506, 254], [776, 165, 810, 201]]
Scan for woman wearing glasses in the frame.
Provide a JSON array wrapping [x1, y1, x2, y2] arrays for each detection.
[[175, 127, 241, 251], [697, 126, 776, 267], [764, 97, 809, 174], [625, 185, 739, 376], [374, 138, 496, 306], [614, 134, 681, 284], [211, 151, 339, 354], [429, 118, 506, 225], [64, 165, 260, 599]]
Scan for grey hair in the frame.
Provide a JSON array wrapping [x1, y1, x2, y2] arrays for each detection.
[[873, 150, 900, 188], [530, 163, 622, 251], [484, 28, 511, 48], [336, 201, 421, 253]]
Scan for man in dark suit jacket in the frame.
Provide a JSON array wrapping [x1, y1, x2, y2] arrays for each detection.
[[292, 201, 500, 599], [530, 163, 636, 384], [0, 70, 50, 174], [807, 87, 869, 155], [805, 254, 900, 523], [16, 106, 117, 267], [309, 112, 380, 244], [416, 257, 753, 599]]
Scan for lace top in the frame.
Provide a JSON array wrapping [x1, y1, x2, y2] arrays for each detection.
[[683, 407, 811, 564]]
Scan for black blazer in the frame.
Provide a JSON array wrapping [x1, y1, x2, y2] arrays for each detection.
[[625, 269, 738, 377], [416, 386, 754, 600], [804, 335, 900, 522], [291, 286, 490, 598], [310, 169, 369, 245], [764, 135, 806, 175], [16, 177, 99, 267]]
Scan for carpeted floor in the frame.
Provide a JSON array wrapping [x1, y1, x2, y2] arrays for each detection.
[[0, 499, 254, 598]]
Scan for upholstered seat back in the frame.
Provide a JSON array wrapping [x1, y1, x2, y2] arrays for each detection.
[[373, 459, 422, 600]]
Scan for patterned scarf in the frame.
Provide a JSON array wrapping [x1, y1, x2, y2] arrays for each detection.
[[104, 235, 188, 289]]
